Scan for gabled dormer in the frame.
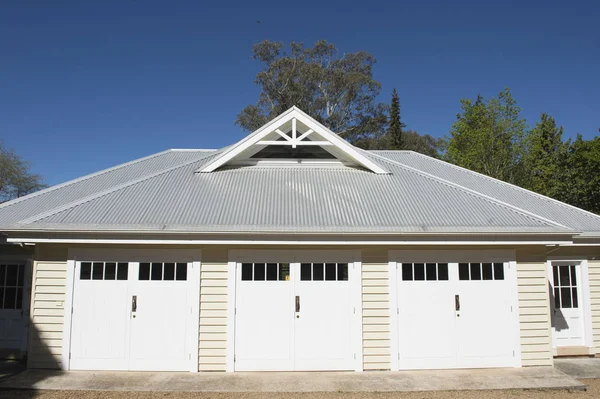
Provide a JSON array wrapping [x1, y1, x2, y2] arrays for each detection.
[[197, 107, 388, 174]]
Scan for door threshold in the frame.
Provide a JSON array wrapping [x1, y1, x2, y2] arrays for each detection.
[[554, 346, 594, 357]]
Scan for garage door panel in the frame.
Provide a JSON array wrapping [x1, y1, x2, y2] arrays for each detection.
[[129, 284, 191, 371], [395, 259, 517, 370], [234, 263, 294, 371], [234, 260, 357, 371], [70, 262, 131, 371], [398, 282, 457, 369], [70, 259, 196, 372], [456, 284, 514, 363], [294, 283, 353, 370]]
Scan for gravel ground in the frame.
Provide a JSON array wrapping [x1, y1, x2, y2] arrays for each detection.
[[0, 379, 598, 399]]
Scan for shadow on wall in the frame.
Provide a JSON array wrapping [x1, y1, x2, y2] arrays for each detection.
[[0, 317, 63, 397], [548, 282, 569, 331]]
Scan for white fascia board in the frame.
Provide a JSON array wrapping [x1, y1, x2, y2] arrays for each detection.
[[198, 107, 297, 173], [7, 238, 573, 245], [197, 107, 388, 174], [292, 107, 389, 174]]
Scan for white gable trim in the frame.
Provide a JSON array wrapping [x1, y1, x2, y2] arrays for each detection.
[[197, 106, 388, 174]]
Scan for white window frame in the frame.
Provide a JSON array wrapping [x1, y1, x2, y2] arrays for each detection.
[[226, 249, 363, 372], [388, 249, 521, 370], [546, 257, 594, 351], [63, 248, 201, 372]]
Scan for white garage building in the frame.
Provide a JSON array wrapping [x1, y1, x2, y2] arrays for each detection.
[[1, 107, 599, 372]]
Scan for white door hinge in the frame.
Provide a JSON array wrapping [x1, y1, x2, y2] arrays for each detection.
[[397, 308, 399, 314], [353, 353, 356, 360]]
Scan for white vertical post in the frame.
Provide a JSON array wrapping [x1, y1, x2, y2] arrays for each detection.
[[226, 260, 237, 372], [292, 118, 297, 148]]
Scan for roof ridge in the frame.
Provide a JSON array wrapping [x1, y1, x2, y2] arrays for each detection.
[[365, 151, 573, 231], [0, 149, 176, 211], [404, 150, 600, 224], [16, 151, 218, 226]]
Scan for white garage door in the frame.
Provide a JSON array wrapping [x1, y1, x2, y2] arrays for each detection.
[[70, 259, 197, 371], [395, 258, 518, 370], [234, 260, 358, 371]]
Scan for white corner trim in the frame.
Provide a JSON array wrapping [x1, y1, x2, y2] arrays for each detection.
[[225, 261, 236, 372], [353, 260, 364, 372], [509, 260, 522, 367], [62, 258, 76, 371], [388, 258, 400, 371], [191, 258, 202, 372]]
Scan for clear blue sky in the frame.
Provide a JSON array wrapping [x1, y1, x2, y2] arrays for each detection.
[[1, 0, 598, 186]]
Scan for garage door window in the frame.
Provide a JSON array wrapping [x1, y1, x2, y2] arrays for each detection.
[[458, 263, 504, 281], [139, 262, 187, 281], [0, 263, 25, 309], [300, 263, 348, 281], [241, 263, 290, 281], [80, 262, 128, 281], [402, 263, 448, 281]]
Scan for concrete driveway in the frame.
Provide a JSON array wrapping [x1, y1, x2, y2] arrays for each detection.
[[555, 358, 600, 379], [0, 366, 585, 393]]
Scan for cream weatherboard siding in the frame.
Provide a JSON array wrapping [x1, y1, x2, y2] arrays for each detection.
[[516, 261, 553, 366], [590, 260, 600, 355], [198, 249, 228, 371], [28, 260, 67, 369], [361, 249, 391, 371]]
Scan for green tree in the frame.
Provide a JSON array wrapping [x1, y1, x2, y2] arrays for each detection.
[[402, 130, 442, 158], [236, 40, 388, 144], [0, 141, 45, 203], [522, 113, 567, 197], [555, 136, 600, 214], [444, 88, 527, 185], [388, 88, 406, 149]]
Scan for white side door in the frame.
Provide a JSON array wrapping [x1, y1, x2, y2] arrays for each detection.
[[551, 263, 585, 347], [234, 262, 294, 371], [128, 262, 193, 371], [294, 262, 354, 371], [70, 262, 131, 370], [397, 262, 458, 369], [0, 263, 29, 352], [455, 262, 515, 368]]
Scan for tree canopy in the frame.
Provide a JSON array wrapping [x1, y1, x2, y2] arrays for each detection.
[[444, 88, 527, 185], [388, 88, 406, 149], [522, 113, 567, 198], [236, 40, 388, 144], [0, 141, 45, 203]]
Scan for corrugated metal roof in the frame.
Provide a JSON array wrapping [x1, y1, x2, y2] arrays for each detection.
[[0, 150, 216, 225], [371, 150, 600, 235], [0, 148, 574, 235]]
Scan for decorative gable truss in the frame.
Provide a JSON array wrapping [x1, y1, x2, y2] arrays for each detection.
[[198, 107, 388, 174]]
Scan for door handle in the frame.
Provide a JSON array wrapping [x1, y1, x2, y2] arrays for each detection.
[[455, 294, 460, 312], [295, 296, 300, 313], [132, 295, 137, 312]]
